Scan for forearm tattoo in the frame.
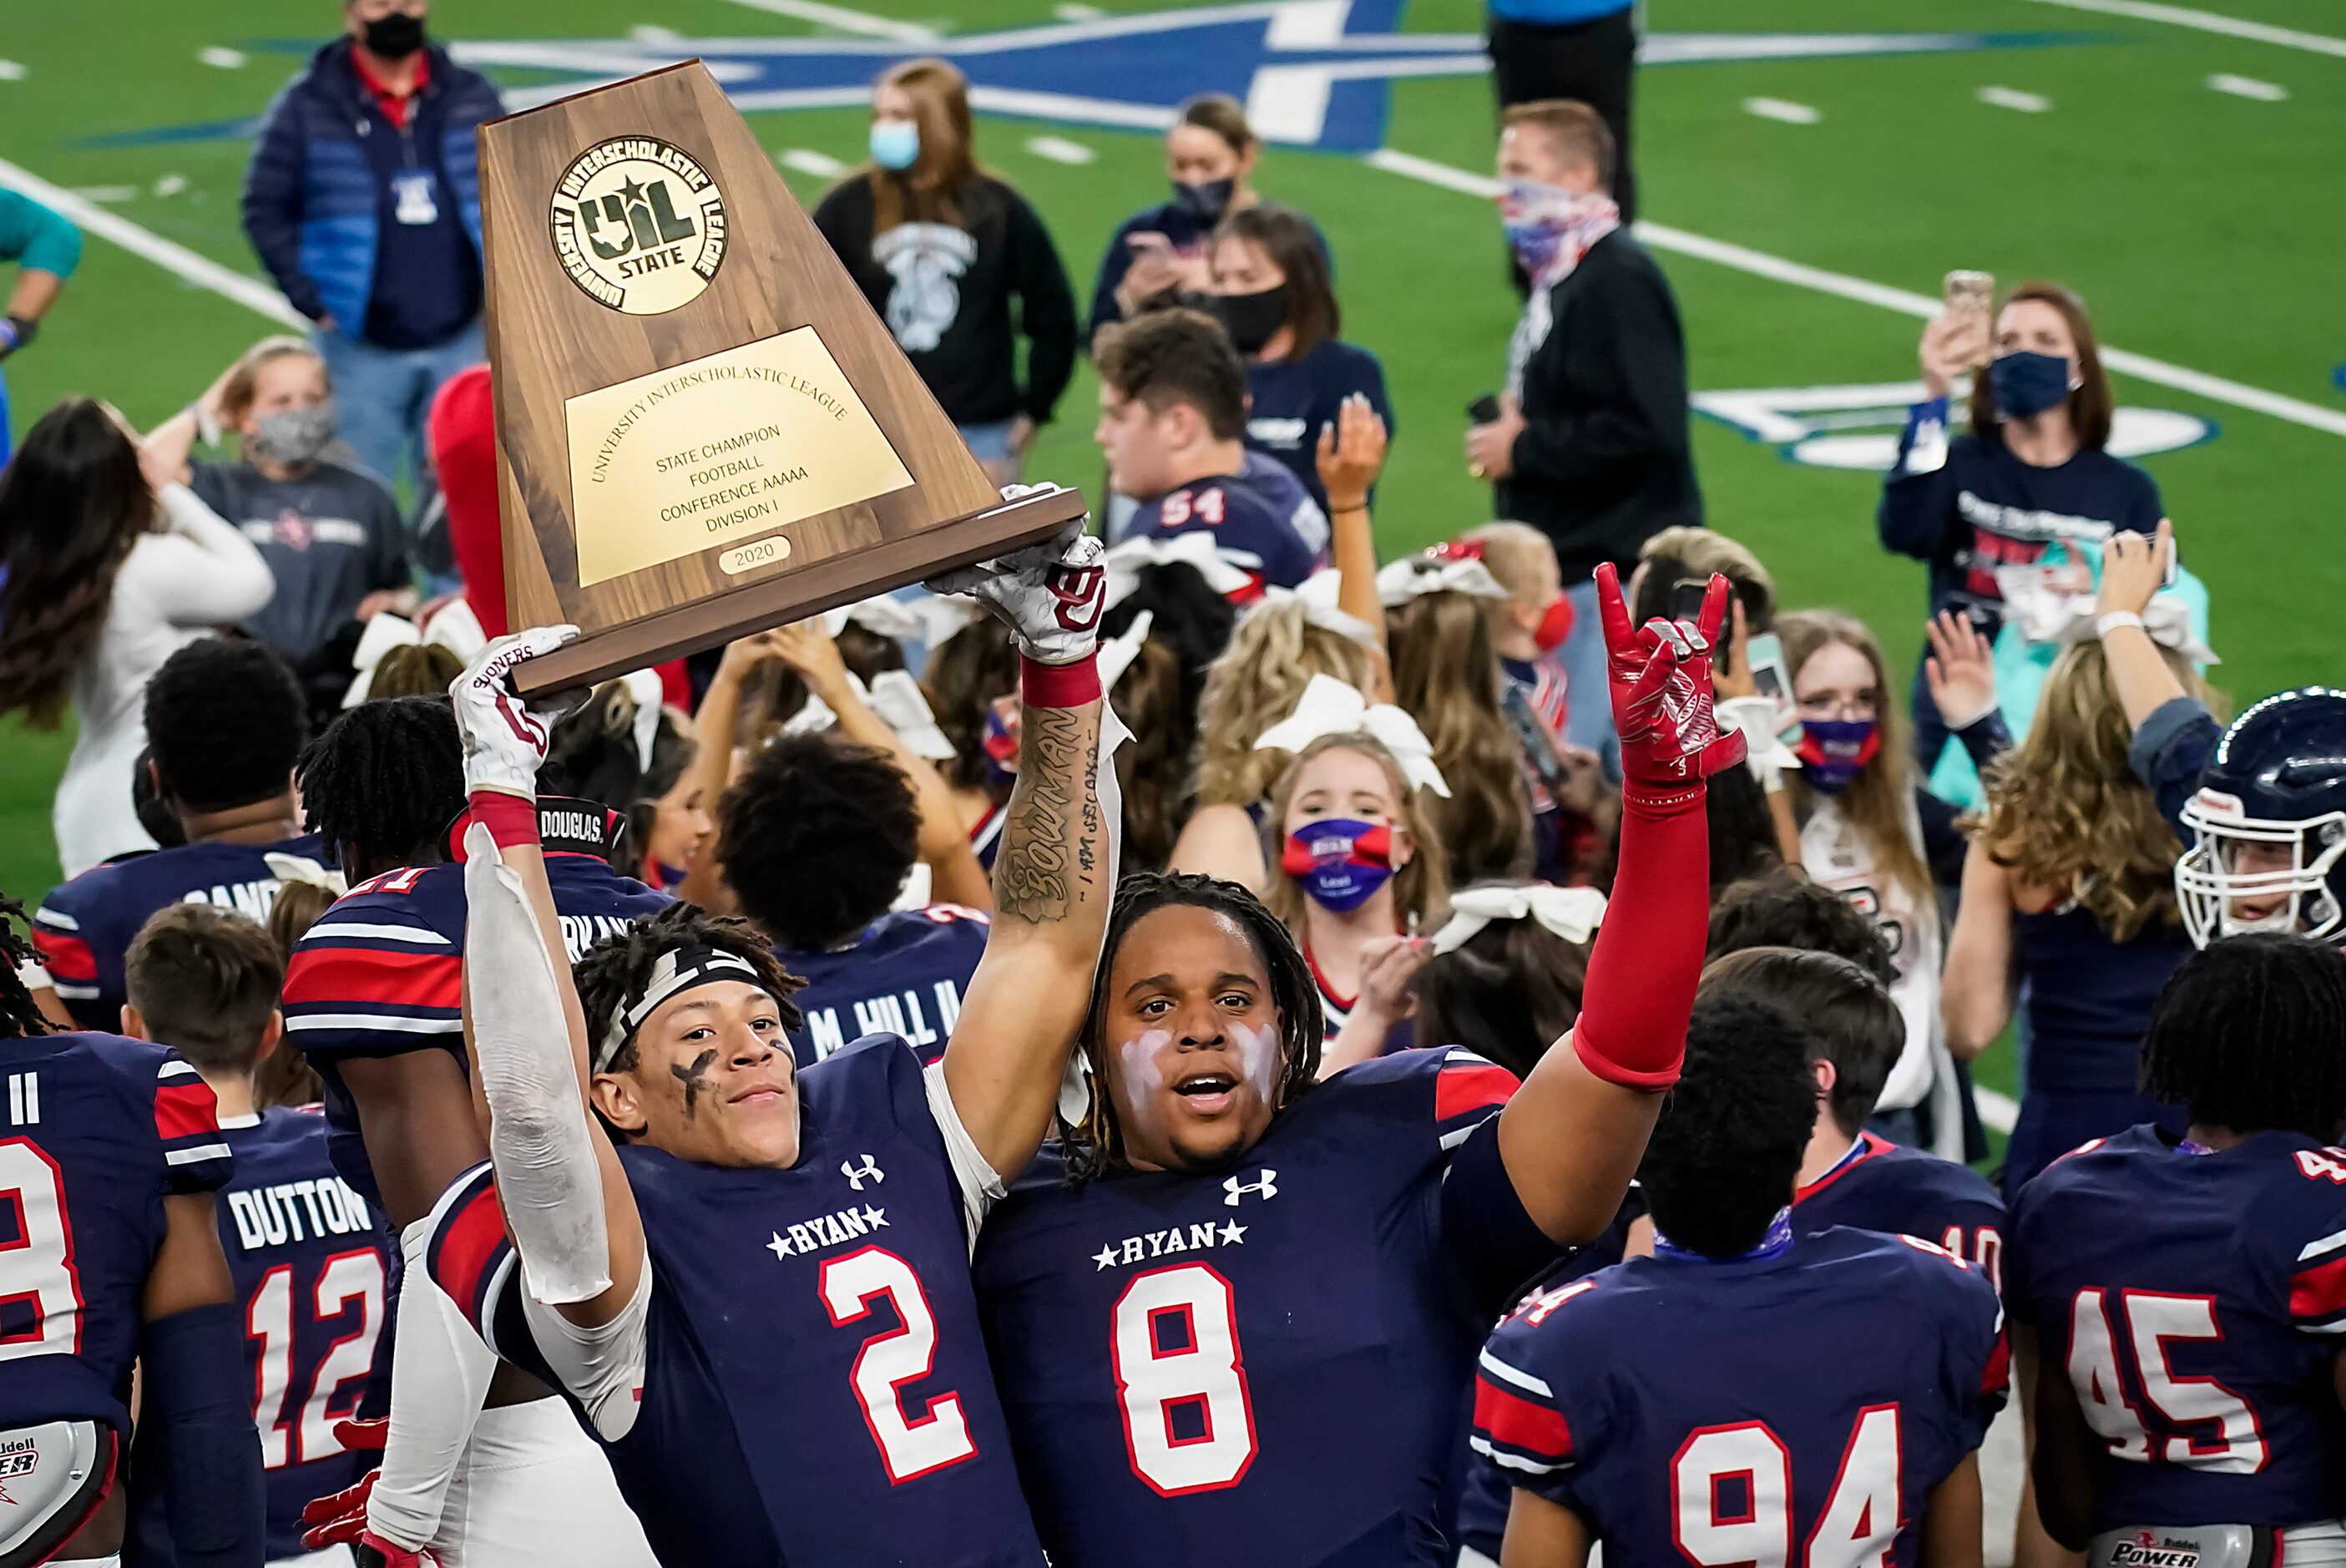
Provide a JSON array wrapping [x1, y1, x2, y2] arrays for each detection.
[[996, 701, 1100, 923]]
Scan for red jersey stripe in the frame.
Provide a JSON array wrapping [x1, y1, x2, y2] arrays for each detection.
[[154, 1079, 221, 1141], [30, 928, 97, 984], [284, 945, 463, 1011], [2290, 1253, 2346, 1322], [1472, 1375, 1572, 1463], [1980, 1331, 2012, 1398], [434, 1187, 514, 1333], [1436, 1063, 1519, 1124]]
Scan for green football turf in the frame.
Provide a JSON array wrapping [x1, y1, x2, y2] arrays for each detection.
[[3, 0, 2341, 1127]]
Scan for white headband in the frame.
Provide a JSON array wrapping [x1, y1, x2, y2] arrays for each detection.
[[783, 670, 957, 761], [1252, 673, 1451, 798], [1994, 561, 2217, 663], [341, 597, 488, 708], [1252, 567, 1381, 650], [1429, 883, 1608, 954], [1376, 555, 1511, 607], [1102, 533, 1261, 608], [594, 945, 762, 1071], [264, 852, 347, 897]]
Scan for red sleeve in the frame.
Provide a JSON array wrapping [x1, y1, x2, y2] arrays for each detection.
[[154, 1055, 234, 1193], [1570, 780, 1706, 1089]]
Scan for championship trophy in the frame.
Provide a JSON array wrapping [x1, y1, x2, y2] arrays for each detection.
[[476, 60, 1086, 693]]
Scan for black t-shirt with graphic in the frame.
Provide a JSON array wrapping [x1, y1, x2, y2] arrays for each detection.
[[812, 171, 1078, 429]]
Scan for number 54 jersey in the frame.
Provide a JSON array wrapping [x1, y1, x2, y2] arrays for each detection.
[[2006, 1125, 2346, 1531], [1473, 1227, 2007, 1568]]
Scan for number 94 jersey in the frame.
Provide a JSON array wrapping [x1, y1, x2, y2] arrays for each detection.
[[1473, 1227, 2007, 1568], [2006, 1125, 2346, 1531]]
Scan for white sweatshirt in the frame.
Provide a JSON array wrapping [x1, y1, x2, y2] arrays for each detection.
[[53, 483, 275, 878]]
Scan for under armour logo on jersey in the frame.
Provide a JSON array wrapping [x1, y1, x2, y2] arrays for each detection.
[[1223, 1168, 1278, 1206], [842, 1155, 885, 1190]]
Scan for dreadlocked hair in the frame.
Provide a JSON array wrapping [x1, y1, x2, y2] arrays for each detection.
[[296, 697, 467, 873], [573, 902, 806, 1080], [1060, 870, 1322, 1182], [0, 896, 52, 1039], [2139, 933, 2346, 1141]]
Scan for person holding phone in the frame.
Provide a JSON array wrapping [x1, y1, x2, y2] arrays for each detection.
[[1085, 94, 1330, 346], [1878, 278, 2163, 767]]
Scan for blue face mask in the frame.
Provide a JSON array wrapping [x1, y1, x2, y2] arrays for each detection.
[[1280, 818, 1396, 913], [869, 119, 920, 172], [1990, 350, 2074, 420], [1795, 718, 1880, 797]]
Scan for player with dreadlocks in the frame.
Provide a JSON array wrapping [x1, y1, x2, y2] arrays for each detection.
[[969, 567, 1744, 1568], [414, 523, 1123, 1568], [0, 894, 269, 1567], [2010, 933, 2346, 1568], [285, 692, 665, 1567]]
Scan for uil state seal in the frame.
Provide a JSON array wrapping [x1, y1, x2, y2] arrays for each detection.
[[549, 136, 728, 315]]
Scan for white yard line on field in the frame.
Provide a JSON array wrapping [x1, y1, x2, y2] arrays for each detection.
[[715, 0, 940, 42], [1360, 147, 2346, 441], [1742, 97, 1822, 124], [2207, 71, 2288, 99], [2020, 0, 2346, 59]]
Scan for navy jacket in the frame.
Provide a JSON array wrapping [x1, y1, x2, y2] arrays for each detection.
[[241, 38, 498, 341]]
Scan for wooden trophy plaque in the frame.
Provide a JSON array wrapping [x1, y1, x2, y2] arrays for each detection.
[[478, 60, 1086, 693]]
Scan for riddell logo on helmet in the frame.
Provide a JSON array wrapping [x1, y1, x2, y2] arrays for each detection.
[[2194, 788, 2245, 820], [2107, 1535, 2202, 1568]]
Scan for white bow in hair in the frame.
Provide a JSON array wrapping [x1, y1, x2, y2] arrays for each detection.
[[1430, 883, 1607, 954], [1102, 533, 1261, 608], [1251, 673, 1451, 797], [617, 670, 665, 774], [1376, 554, 1511, 607], [264, 852, 347, 898], [341, 598, 488, 707], [1099, 610, 1154, 691], [1994, 564, 2217, 663], [819, 594, 926, 644], [1253, 568, 1381, 650], [784, 670, 958, 761]]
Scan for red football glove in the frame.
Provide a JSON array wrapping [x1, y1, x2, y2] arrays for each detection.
[[1593, 563, 1746, 792], [301, 1421, 438, 1566]]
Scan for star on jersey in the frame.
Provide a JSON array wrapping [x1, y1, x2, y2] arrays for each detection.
[[92, 4, 2087, 158], [766, 1205, 889, 1261], [1093, 1218, 1248, 1271]]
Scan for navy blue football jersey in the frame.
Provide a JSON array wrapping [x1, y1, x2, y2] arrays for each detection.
[[427, 1036, 1044, 1568], [1127, 450, 1326, 592], [968, 798, 1006, 873], [973, 1047, 1545, 1567], [281, 817, 668, 1207], [781, 904, 990, 1067], [33, 833, 326, 1031], [216, 1107, 393, 1558], [1793, 1131, 2008, 1290], [2007, 1125, 2346, 1530], [1474, 1227, 2007, 1568], [0, 1034, 233, 1439]]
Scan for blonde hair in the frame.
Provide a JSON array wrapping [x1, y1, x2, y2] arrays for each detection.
[[1776, 609, 1933, 908], [1975, 640, 2207, 941], [1260, 734, 1449, 936], [219, 336, 328, 427], [1192, 600, 1373, 807], [1388, 590, 1532, 883], [1463, 521, 1555, 601]]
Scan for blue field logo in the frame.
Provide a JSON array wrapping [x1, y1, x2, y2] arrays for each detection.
[[92, 1, 2092, 154]]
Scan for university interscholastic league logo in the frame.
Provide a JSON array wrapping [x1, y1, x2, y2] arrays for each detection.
[[549, 137, 728, 316]]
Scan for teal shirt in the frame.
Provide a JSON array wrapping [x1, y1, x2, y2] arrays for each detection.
[[0, 190, 83, 279]]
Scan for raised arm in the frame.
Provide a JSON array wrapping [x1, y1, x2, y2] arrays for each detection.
[[1496, 569, 1745, 1243], [1316, 394, 1388, 645], [450, 630, 644, 1328], [927, 521, 1120, 1176], [139, 358, 238, 489]]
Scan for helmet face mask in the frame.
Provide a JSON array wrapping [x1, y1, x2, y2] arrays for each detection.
[[2176, 789, 2346, 947]]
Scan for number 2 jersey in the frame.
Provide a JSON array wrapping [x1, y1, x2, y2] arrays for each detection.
[[1473, 1226, 2007, 1568], [281, 807, 668, 1207], [971, 1046, 1555, 1568], [0, 1033, 232, 1440], [424, 1034, 1044, 1568], [2006, 1125, 2346, 1530]]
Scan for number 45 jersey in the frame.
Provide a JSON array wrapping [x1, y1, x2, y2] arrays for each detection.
[[1473, 1227, 2007, 1568], [424, 1034, 1044, 1568], [2007, 1125, 2346, 1531]]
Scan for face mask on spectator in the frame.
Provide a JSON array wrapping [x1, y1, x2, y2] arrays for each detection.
[[1281, 818, 1396, 913], [1211, 285, 1287, 357], [1990, 350, 2076, 419], [1499, 178, 1610, 279], [1173, 179, 1236, 224], [1533, 595, 1575, 653], [869, 120, 920, 172], [1795, 718, 1879, 796], [362, 12, 427, 58], [248, 402, 338, 467]]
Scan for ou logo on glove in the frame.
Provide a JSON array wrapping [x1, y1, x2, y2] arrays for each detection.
[[1049, 564, 1107, 632]]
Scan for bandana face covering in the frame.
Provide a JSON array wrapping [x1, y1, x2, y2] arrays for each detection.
[[1796, 718, 1880, 795], [1280, 817, 1396, 913], [1498, 178, 1620, 289]]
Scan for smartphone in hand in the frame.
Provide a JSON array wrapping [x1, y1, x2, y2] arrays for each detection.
[[1746, 631, 1800, 745], [1467, 393, 1502, 426]]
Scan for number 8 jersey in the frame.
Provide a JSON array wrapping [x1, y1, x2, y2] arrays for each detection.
[[2006, 1125, 2346, 1531], [422, 1034, 1044, 1568]]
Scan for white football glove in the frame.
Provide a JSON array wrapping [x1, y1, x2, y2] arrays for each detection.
[[449, 625, 580, 798], [927, 508, 1107, 666]]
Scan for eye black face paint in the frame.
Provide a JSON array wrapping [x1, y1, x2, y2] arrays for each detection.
[[670, 1048, 720, 1119]]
